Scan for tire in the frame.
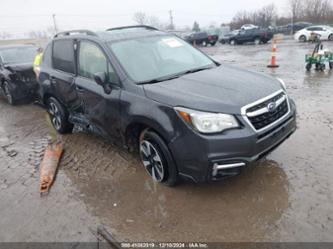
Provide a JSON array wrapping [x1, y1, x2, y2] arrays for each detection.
[[254, 38, 261, 45], [2, 81, 16, 105], [320, 64, 326, 71], [329, 34, 333, 41], [299, 35, 307, 42], [230, 39, 236, 45], [202, 41, 208, 47], [306, 63, 312, 71], [329, 62, 333, 70], [139, 130, 178, 186], [47, 97, 73, 134]]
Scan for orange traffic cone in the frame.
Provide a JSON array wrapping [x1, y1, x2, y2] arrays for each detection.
[[267, 37, 279, 68], [39, 142, 63, 195]]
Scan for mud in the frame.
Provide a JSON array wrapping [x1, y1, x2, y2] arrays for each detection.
[[0, 38, 332, 242]]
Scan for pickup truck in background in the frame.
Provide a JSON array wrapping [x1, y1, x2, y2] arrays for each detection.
[[184, 32, 219, 46], [226, 28, 274, 45]]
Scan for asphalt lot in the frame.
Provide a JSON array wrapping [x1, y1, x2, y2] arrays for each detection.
[[0, 38, 333, 243]]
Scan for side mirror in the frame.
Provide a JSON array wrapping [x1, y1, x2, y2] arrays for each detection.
[[93, 72, 106, 86], [93, 72, 112, 94]]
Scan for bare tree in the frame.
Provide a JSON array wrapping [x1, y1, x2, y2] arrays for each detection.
[[132, 12, 168, 29], [289, 0, 304, 21], [230, 4, 277, 29], [133, 12, 148, 25]]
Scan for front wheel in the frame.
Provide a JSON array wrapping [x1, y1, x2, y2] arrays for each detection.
[[139, 130, 178, 186], [230, 39, 236, 45], [47, 97, 73, 134], [2, 81, 16, 105], [254, 38, 261, 45], [329, 34, 333, 41], [202, 41, 208, 47], [329, 62, 333, 70], [306, 63, 312, 71]]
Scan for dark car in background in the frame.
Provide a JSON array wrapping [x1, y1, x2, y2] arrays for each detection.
[[185, 31, 219, 46], [276, 22, 312, 35], [38, 26, 296, 186], [228, 28, 274, 45], [220, 30, 240, 44], [0, 45, 38, 105]]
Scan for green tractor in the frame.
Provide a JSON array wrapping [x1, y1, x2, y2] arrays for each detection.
[[305, 41, 333, 71]]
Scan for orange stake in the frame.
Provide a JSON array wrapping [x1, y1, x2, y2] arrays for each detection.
[[39, 142, 63, 194], [268, 37, 279, 68]]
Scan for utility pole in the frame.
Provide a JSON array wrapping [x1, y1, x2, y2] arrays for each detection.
[[52, 14, 58, 34], [169, 10, 174, 30]]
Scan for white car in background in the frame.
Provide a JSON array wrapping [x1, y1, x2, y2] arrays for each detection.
[[294, 25, 333, 42], [241, 24, 259, 30]]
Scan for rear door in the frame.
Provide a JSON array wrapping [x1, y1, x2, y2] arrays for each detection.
[[75, 39, 121, 139], [51, 39, 80, 110]]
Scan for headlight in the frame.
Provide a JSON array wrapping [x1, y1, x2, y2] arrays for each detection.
[[277, 78, 287, 91], [175, 107, 239, 134]]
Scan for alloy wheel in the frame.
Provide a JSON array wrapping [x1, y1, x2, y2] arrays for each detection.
[[48, 102, 62, 131], [140, 140, 165, 182]]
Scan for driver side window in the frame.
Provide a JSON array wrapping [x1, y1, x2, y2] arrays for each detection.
[[78, 41, 118, 84]]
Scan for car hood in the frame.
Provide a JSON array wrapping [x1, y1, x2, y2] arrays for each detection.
[[4, 63, 33, 73], [143, 65, 282, 114]]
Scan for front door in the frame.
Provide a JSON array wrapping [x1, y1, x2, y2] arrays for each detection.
[[75, 40, 121, 139]]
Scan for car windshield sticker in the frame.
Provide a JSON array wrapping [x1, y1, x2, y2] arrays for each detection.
[[162, 38, 183, 48]]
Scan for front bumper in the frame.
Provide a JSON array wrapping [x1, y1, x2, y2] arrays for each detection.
[[10, 80, 39, 101], [169, 100, 297, 183]]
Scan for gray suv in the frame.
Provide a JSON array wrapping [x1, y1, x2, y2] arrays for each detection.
[[38, 26, 297, 186]]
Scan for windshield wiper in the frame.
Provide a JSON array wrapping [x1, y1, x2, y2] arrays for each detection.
[[180, 66, 214, 76], [137, 75, 181, 85], [137, 66, 214, 85]]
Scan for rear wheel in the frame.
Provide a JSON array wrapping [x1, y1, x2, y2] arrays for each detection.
[[139, 130, 178, 186], [47, 97, 73, 134], [320, 64, 326, 71], [329, 34, 333, 41], [329, 62, 333, 70], [2, 81, 15, 105], [202, 41, 208, 47]]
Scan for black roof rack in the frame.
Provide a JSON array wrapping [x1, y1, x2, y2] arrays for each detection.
[[106, 25, 158, 32], [54, 29, 98, 38]]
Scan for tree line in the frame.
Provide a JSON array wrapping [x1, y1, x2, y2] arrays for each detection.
[[230, 0, 333, 29]]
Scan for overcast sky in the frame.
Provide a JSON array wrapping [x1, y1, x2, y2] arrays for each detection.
[[0, 0, 289, 36]]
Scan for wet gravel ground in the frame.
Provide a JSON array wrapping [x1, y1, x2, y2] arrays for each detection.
[[0, 38, 333, 242]]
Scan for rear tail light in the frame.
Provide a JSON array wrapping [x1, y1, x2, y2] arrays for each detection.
[[208, 35, 213, 40]]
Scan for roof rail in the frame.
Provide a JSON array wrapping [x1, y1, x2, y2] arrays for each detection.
[[106, 25, 158, 32], [54, 29, 98, 38]]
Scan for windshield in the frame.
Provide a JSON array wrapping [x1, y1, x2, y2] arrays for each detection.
[[0, 47, 37, 64], [108, 35, 215, 83]]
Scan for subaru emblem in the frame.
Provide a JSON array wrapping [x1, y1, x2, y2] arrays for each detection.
[[267, 102, 277, 112]]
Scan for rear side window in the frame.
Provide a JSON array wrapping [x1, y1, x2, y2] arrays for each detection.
[[41, 43, 52, 67], [52, 40, 75, 74]]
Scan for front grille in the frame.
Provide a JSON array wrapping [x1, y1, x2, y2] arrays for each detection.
[[246, 92, 289, 130]]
